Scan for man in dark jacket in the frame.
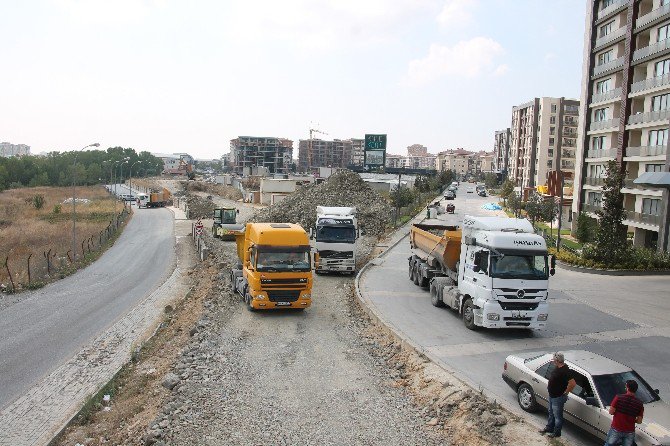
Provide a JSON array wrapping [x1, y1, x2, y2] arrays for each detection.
[[604, 380, 644, 446], [539, 352, 576, 438]]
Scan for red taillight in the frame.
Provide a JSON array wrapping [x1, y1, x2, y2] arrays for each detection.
[[504, 361, 507, 371]]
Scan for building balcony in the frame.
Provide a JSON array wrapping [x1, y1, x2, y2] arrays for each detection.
[[584, 177, 605, 186], [564, 105, 580, 115], [624, 211, 661, 227], [635, 2, 670, 30], [582, 203, 602, 214], [561, 161, 576, 169], [630, 73, 670, 95], [594, 26, 627, 50], [633, 38, 670, 62], [587, 148, 617, 159], [593, 56, 625, 77], [591, 87, 622, 104], [624, 145, 667, 157], [589, 118, 619, 131], [627, 109, 670, 125], [597, 0, 628, 20]]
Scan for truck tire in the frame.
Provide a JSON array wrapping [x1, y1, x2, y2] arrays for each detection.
[[429, 281, 444, 307], [408, 259, 415, 282], [412, 264, 420, 286], [462, 299, 478, 330], [418, 270, 428, 288], [244, 289, 256, 312]]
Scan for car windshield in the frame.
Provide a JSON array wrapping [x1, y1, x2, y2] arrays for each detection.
[[490, 255, 548, 280], [316, 226, 356, 243], [256, 251, 310, 272], [593, 371, 659, 405]]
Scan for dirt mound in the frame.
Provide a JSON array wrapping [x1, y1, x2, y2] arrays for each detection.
[[250, 170, 391, 236], [181, 181, 243, 201], [185, 195, 217, 219]]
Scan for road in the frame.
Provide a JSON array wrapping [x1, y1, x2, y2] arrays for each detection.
[[0, 199, 175, 409], [359, 184, 670, 445]]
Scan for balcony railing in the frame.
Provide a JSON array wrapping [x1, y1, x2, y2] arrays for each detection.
[[597, 0, 628, 20], [587, 148, 617, 158], [564, 105, 580, 115], [593, 56, 625, 77], [633, 38, 670, 62], [582, 203, 602, 214], [625, 145, 667, 157], [562, 140, 576, 147], [592, 87, 622, 104], [584, 177, 605, 186], [636, 2, 670, 29], [624, 211, 661, 226], [561, 161, 576, 169], [589, 118, 619, 131], [627, 109, 670, 125], [562, 150, 575, 158], [630, 73, 670, 93], [595, 26, 627, 49], [622, 178, 644, 189]]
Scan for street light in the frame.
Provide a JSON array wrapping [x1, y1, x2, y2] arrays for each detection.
[[72, 143, 100, 263], [129, 160, 142, 199], [115, 158, 130, 197]]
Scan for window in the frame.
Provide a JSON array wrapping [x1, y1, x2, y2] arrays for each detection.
[[596, 78, 612, 93], [652, 94, 670, 111], [550, 116, 556, 124], [649, 129, 669, 146], [550, 126, 555, 135], [655, 59, 670, 76], [597, 49, 614, 65], [588, 191, 603, 206], [549, 137, 555, 146], [547, 160, 553, 168], [571, 370, 595, 400], [593, 371, 659, 406], [594, 108, 608, 121], [646, 164, 664, 172], [589, 164, 605, 177], [592, 135, 606, 150], [659, 24, 670, 42], [551, 104, 557, 113], [478, 251, 489, 275], [602, 0, 614, 7], [642, 198, 661, 215], [535, 361, 555, 379], [548, 148, 554, 157], [599, 21, 614, 38]]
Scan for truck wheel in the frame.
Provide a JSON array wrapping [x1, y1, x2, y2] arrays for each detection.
[[429, 282, 444, 307], [244, 290, 256, 312], [463, 299, 478, 330], [408, 260, 415, 282], [412, 264, 420, 286], [517, 383, 538, 412], [418, 273, 428, 288]]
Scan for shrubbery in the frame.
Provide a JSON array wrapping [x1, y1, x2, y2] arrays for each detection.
[[551, 246, 670, 270]]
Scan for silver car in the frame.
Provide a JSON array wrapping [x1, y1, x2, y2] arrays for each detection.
[[502, 350, 670, 446]]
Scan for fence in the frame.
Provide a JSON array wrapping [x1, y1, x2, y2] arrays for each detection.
[[535, 227, 579, 255], [0, 206, 131, 293]]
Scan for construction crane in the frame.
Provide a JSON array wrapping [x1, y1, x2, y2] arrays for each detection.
[[308, 126, 328, 170]]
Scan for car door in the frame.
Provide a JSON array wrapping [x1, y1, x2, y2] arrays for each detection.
[[532, 360, 553, 406], [564, 368, 604, 438]]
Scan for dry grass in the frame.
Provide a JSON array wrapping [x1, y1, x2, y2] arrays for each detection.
[[0, 186, 122, 289]]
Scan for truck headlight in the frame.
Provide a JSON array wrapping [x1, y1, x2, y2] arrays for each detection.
[[255, 294, 265, 300], [487, 313, 500, 321], [302, 293, 311, 299], [537, 314, 548, 321]]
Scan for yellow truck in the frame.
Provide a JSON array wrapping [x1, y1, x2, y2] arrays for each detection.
[[230, 223, 315, 310]]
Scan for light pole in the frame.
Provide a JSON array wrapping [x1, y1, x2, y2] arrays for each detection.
[[115, 158, 129, 197], [129, 160, 142, 198], [72, 143, 100, 263]]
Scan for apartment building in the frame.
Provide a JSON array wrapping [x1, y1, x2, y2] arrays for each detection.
[[574, 0, 670, 252], [229, 136, 293, 174], [384, 153, 437, 170], [298, 139, 353, 170], [407, 144, 429, 156], [350, 138, 365, 166], [436, 149, 472, 175], [493, 129, 511, 174], [0, 142, 30, 157], [509, 97, 580, 189]]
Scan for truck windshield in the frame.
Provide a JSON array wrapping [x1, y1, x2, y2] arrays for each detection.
[[256, 251, 311, 272], [490, 255, 548, 280], [316, 226, 356, 243]]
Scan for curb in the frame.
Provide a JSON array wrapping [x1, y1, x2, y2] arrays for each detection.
[[557, 260, 670, 276]]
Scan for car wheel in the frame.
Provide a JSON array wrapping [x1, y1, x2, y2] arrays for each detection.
[[517, 383, 538, 412], [463, 299, 478, 330]]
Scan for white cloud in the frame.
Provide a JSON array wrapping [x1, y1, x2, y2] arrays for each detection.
[[53, 0, 163, 25], [404, 37, 505, 86], [493, 64, 509, 77], [437, 0, 478, 28], [544, 52, 557, 62]]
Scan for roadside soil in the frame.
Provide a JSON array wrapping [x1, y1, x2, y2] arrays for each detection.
[[54, 187, 553, 446]]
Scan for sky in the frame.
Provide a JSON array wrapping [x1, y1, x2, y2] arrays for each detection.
[[0, 0, 587, 159]]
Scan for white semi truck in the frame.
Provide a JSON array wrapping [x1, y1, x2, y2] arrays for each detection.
[[408, 215, 555, 330], [313, 206, 358, 274]]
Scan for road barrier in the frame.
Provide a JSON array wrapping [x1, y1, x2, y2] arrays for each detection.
[[191, 221, 210, 261]]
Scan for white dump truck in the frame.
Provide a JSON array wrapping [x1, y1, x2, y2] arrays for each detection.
[[408, 215, 555, 330], [313, 206, 358, 274]]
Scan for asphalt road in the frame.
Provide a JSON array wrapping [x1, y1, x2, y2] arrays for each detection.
[[360, 184, 670, 445], [0, 194, 175, 409]]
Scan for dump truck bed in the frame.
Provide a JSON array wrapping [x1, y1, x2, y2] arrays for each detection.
[[409, 223, 462, 272]]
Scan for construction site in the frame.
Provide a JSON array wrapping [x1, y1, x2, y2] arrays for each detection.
[[228, 136, 294, 174]]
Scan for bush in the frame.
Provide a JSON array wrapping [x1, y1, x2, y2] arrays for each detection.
[[551, 246, 670, 270], [53, 204, 62, 214], [32, 194, 45, 209], [575, 213, 597, 243]]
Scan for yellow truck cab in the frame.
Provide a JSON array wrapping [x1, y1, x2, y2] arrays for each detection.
[[230, 223, 314, 310]]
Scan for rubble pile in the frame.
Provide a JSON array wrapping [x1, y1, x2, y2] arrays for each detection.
[[251, 170, 392, 236], [181, 181, 243, 201], [184, 195, 217, 219]]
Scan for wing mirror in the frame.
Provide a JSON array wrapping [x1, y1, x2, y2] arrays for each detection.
[[309, 228, 314, 239], [585, 397, 599, 407], [313, 252, 320, 270], [473, 252, 481, 273], [550, 255, 556, 276]]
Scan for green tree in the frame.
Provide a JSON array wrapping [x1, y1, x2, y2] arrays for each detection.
[[575, 212, 597, 243], [524, 192, 544, 227], [507, 192, 523, 218], [389, 186, 415, 209], [484, 173, 498, 189], [499, 180, 515, 205], [589, 160, 628, 263]]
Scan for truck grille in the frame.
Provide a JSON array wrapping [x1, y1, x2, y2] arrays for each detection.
[[267, 290, 301, 302], [499, 302, 539, 311], [261, 278, 308, 289], [318, 251, 354, 259]]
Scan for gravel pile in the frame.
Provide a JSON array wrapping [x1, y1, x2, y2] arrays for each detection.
[[250, 170, 391, 237], [181, 181, 243, 201], [184, 195, 217, 220]]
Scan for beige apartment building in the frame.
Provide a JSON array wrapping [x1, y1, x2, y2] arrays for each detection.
[[573, 0, 670, 252], [493, 129, 511, 175], [509, 97, 580, 190]]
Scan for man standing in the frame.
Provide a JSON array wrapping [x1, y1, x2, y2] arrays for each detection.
[[539, 352, 576, 438], [604, 380, 644, 446]]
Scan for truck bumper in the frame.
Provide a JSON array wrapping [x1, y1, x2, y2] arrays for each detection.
[[317, 259, 356, 273], [250, 298, 311, 310], [476, 301, 549, 329]]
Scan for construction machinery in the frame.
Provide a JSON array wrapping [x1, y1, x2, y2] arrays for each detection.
[[313, 206, 357, 274], [212, 208, 243, 240], [137, 188, 171, 208]]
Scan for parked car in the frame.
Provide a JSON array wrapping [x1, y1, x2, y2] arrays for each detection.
[[502, 350, 670, 445], [478, 189, 487, 197], [120, 194, 135, 202], [444, 190, 456, 200], [446, 203, 455, 214]]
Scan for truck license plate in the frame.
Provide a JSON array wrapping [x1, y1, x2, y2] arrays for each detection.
[[275, 302, 291, 306]]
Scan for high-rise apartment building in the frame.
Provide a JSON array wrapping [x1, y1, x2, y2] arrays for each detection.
[[509, 97, 580, 189], [298, 139, 353, 170], [407, 144, 429, 156], [229, 136, 293, 174], [0, 142, 30, 157], [574, 0, 670, 252], [350, 138, 365, 166], [493, 129, 511, 174]]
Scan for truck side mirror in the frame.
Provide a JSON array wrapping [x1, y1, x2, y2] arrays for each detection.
[[309, 228, 314, 239], [473, 252, 481, 273], [550, 255, 556, 276], [313, 252, 320, 270]]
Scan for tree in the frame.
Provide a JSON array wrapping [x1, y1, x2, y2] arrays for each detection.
[[524, 192, 544, 227], [575, 212, 597, 243], [499, 180, 515, 206], [589, 160, 627, 263], [484, 173, 498, 190], [507, 192, 523, 218], [437, 170, 455, 188], [542, 197, 560, 231], [389, 186, 415, 209]]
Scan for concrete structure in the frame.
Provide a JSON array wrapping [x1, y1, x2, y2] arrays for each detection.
[[407, 144, 428, 156], [436, 149, 472, 175], [509, 97, 580, 189], [229, 136, 293, 175], [475, 151, 495, 174], [0, 142, 30, 157], [384, 153, 437, 170], [154, 152, 194, 175], [493, 129, 511, 175], [298, 139, 352, 170], [259, 178, 297, 205], [573, 0, 670, 252], [350, 138, 365, 166]]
